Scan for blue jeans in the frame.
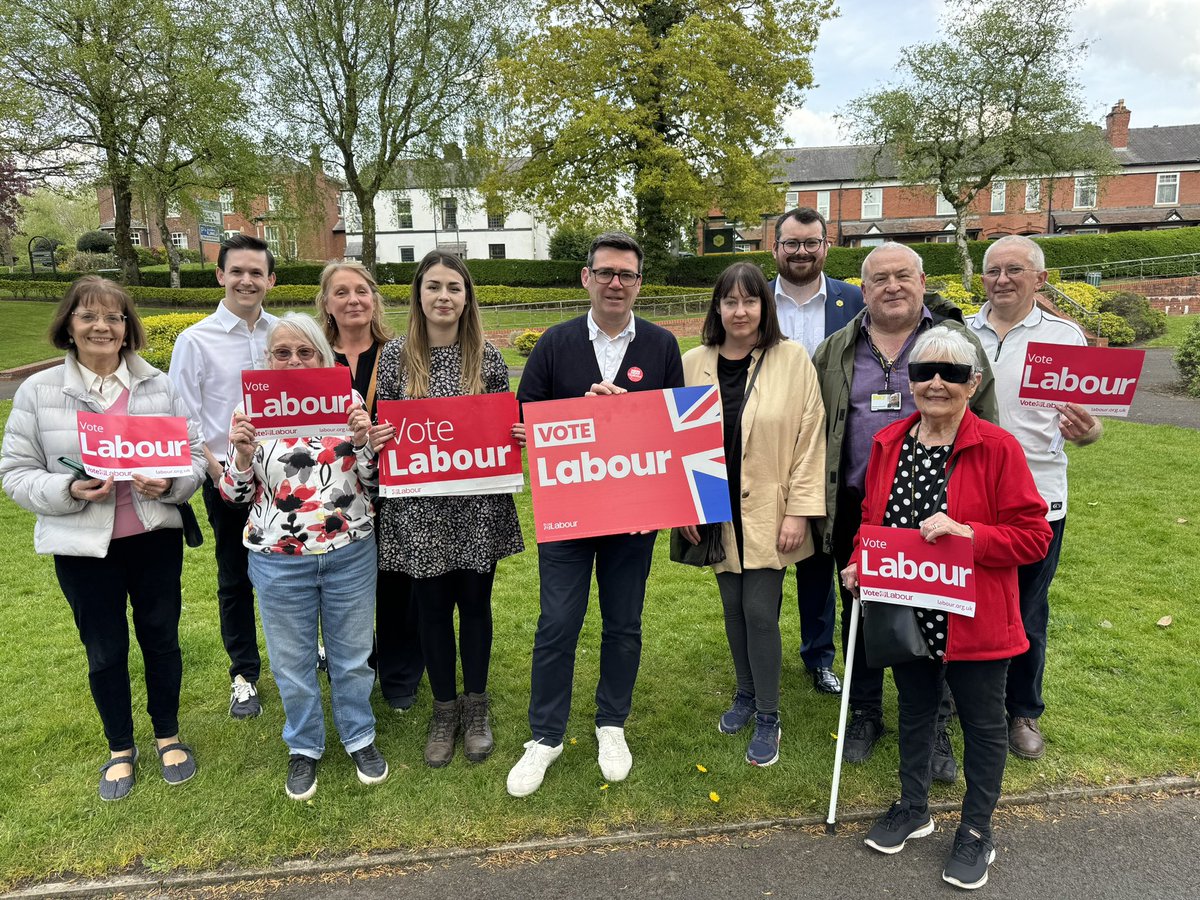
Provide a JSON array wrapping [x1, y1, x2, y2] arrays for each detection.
[[249, 535, 378, 759]]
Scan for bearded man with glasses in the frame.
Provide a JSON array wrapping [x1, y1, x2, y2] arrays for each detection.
[[967, 234, 1104, 762]]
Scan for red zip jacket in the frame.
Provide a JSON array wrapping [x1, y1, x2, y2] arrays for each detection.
[[856, 410, 1052, 661]]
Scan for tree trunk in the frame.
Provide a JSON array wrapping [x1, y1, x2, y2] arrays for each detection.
[[154, 194, 182, 289], [358, 189, 377, 277], [110, 170, 141, 285], [954, 211, 973, 291], [636, 184, 672, 283]]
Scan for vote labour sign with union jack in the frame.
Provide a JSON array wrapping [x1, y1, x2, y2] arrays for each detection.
[[523, 386, 732, 542]]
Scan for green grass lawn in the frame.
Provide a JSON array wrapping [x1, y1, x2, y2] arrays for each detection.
[[1143, 313, 1200, 349], [0, 405, 1196, 888], [0, 301, 179, 370]]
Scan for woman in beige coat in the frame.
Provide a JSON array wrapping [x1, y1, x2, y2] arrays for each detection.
[[679, 262, 826, 766]]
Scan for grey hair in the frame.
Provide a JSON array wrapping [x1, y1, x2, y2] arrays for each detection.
[[266, 313, 335, 368], [861, 241, 925, 281], [911, 325, 982, 373], [983, 234, 1045, 272]]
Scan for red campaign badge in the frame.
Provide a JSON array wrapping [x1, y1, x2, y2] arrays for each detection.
[[626, 366, 644, 383], [1017, 342, 1145, 417], [241, 367, 354, 438], [857, 525, 977, 617], [377, 393, 524, 498], [77, 412, 192, 480]]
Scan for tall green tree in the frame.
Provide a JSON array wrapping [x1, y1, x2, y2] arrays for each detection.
[[495, 0, 834, 278], [258, 0, 513, 275], [842, 0, 1118, 288]]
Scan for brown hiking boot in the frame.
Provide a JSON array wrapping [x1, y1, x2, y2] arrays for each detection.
[[424, 698, 460, 768], [1008, 716, 1045, 759], [461, 692, 494, 763]]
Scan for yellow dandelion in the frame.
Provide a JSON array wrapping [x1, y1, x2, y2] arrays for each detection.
[[696, 764, 708, 773], [830, 732, 839, 740], [600, 783, 609, 790], [709, 791, 720, 803], [569, 737, 578, 745]]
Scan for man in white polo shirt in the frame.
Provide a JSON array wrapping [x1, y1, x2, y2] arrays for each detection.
[[967, 234, 1103, 760], [170, 234, 278, 719]]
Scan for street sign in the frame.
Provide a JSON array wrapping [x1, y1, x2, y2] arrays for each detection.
[[198, 200, 223, 243]]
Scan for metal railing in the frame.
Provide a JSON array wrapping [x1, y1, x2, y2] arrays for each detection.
[[1041, 282, 1103, 339], [472, 293, 712, 334], [1057, 253, 1200, 282]]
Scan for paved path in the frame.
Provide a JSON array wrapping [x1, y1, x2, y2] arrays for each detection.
[[1125, 347, 1198, 429]]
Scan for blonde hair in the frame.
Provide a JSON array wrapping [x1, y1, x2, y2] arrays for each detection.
[[315, 260, 392, 349], [403, 251, 484, 398]]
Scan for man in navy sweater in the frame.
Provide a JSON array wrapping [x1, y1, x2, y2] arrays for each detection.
[[507, 232, 684, 797], [770, 207, 864, 697]]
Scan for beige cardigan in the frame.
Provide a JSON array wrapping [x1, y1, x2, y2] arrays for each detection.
[[682, 341, 827, 574]]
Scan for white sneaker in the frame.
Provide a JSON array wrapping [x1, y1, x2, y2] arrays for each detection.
[[596, 726, 632, 782], [506, 739, 563, 797]]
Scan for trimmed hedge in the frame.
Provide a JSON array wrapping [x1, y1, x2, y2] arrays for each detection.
[[1174, 317, 1200, 396], [376, 258, 584, 288], [139, 313, 208, 372]]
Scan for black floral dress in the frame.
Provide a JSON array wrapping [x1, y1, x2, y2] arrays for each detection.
[[882, 432, 951, 659], [375, 337, 525, 577]]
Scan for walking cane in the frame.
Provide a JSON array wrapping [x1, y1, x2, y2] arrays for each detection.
[[825, 591, 861, 835]]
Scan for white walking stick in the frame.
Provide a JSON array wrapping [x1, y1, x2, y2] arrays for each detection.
[[826, 593, 861, 834]]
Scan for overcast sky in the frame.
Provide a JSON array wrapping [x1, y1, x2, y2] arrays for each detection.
[[783, 0, 1200, 147]]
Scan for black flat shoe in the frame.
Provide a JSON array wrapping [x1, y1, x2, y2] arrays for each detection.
[[98, 747, 138, 801], [157, 741, 197, 785], [811, 666, 843, 695]]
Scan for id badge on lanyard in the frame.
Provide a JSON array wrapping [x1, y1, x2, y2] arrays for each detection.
[[871, 392, 902, 411]]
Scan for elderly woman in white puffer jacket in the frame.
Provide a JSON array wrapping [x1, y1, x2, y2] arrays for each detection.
[[0, 276, 206, 802]]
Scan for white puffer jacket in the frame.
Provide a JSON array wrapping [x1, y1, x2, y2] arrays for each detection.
[[0, 352, 206, 557]]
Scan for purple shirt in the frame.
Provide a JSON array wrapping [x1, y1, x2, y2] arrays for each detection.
[[843, 308, 933, 493]]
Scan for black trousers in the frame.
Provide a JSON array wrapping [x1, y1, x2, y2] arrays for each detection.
[[55, 528, 184, 751], [528, 532, 657, 744], [374, 569, 424, 704], [414, 566, 496, 703], [201, 476, 259, 682], [893, 657, 1010, 838]]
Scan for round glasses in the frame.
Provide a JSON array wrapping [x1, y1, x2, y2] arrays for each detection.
[[270, 347, 318, 362]]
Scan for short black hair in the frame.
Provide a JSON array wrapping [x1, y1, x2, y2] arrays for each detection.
[[774, 206, 827, 242], [587, 231, 643, 271], [701, 262, 783, 351], [218, 233, 275, 275]]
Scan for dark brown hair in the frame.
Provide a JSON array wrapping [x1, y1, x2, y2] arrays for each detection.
[[403, 251, 485, 398], [49, 275, 146, 352], [701, 262, 783, 350]]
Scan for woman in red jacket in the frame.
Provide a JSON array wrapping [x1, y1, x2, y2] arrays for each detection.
[[842, 325, 1051, 891]]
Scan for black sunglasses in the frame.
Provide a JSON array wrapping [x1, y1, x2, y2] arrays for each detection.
[[908, 361, 973, 384]]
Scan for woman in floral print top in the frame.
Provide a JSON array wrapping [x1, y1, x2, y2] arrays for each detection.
[[219, 313, 389, 801]]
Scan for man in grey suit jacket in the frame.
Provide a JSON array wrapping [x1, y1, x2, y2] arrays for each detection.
[[770, 207, 864, 697]]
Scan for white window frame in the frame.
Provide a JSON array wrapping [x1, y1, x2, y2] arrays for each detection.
[[129, 231, 141, 246], [223, 229, 240, 241], [859, 236, 885, 247], [990, 181, 1006, 213], [267, 186, 283, 212], [170, 232, 188, 249], [815, 190, 830, 219], [288, 236, 298, 259], [861, 188, 882, 220], [264, 225, 281, 254], [1074, 177, 1097, 210], [392, 194, 413, 229], [935, 193, 955, 216], [219, 190, 235, 214], [1074, 227, 1101, 234], [785, 191, 799, 208], [1025, 179, 1041, 211], [440, 197, 458, 231], [1156, 172, 1179, 205]]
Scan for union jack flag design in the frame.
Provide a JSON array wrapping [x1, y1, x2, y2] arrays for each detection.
[[665, 386, 732, 524]]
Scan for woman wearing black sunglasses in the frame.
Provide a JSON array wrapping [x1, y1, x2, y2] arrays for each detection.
[[841, 325, 1052, 890]]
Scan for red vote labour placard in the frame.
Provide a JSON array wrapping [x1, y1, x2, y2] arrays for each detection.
[[377, 393, 523, 498], [857, 525, 976, 618], [77, 412, 193, 480], [241, 367, 354, 438], [523, 386, 732, 543], [1017, 341, 1145, 417]]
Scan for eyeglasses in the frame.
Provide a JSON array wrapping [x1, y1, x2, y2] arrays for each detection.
[[589, 268, 641, 286], [270, 346, 318, 361], [908, 361, 974, 384], [982, 265, 1036, 279], [72, 312, 126, 326], [777, 238, 825, 254]]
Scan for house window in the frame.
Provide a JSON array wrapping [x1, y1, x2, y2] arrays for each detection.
[[815, 190, 830, 219], [991, 181, 1006, 213], [170, 232, 188, 249], [400, 246, 415, 263], [393, 195, 413, 229], [267, 186, 284, 212], [220, 190, 235, 214], [264, 226, 281, 254], [441, 197, 458, 231], [936, 193, 955, 216], [288, 236, 298, 259], [1156, 173, 1179, 205], [859, 237, 885, 247], [487, 207, 505, 230], [861, 188, 882, 219], [785, 191, 799, 208], [167, 198, 182, 218], [1075, 227, 1101, 234], [488, 243, 506, 259], [343, 195, 361, 231], [129, 231, 141, 246], [224, 229, 240, 240], [1025, 180, 1041, 211], [1074, 177, 1097, 209]]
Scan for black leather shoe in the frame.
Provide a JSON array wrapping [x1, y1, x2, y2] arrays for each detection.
[[810, 666, 842, 695]]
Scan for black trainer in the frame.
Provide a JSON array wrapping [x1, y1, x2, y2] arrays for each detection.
[[864, 801, 935, 854], [843, 710, 884, 763], [351, 742, 389, 785], [932, 722, 959, 783], [942, 824, 996, 889], [285, 754, 317, 801]]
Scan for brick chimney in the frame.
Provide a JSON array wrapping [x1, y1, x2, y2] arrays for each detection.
[[1105, 99, 1131, 149]]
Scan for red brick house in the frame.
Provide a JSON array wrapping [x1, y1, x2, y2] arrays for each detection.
[[701, 101, 1200, 252]]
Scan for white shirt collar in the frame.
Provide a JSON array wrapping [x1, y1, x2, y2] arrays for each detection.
[[215, 298, 270, 333], [774, 272, 827, 308], [76, 357, 130, 401], [973, 299, 1042, 333], [587, 309, 636, 342]]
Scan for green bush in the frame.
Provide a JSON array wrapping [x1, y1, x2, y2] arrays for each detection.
[[1174, 317, 1200, 396], [138, 312, 209, 372], [1098, 291, 1167, 342], [513, 329, 543, 357], [1095, 312, 1136, 346], [136, 247, 166, 267], [548, 224, 594, 261], [76, 230, 115, 253]]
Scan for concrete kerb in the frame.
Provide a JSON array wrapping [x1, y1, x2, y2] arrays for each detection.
[[0, 358, 61, 381], [5, 775, 1196, 900]]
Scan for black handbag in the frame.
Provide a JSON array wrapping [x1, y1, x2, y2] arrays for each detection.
[[669, 523, 726, 566], [177, 502, 204, 548], [861, 600, 932, 668]]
